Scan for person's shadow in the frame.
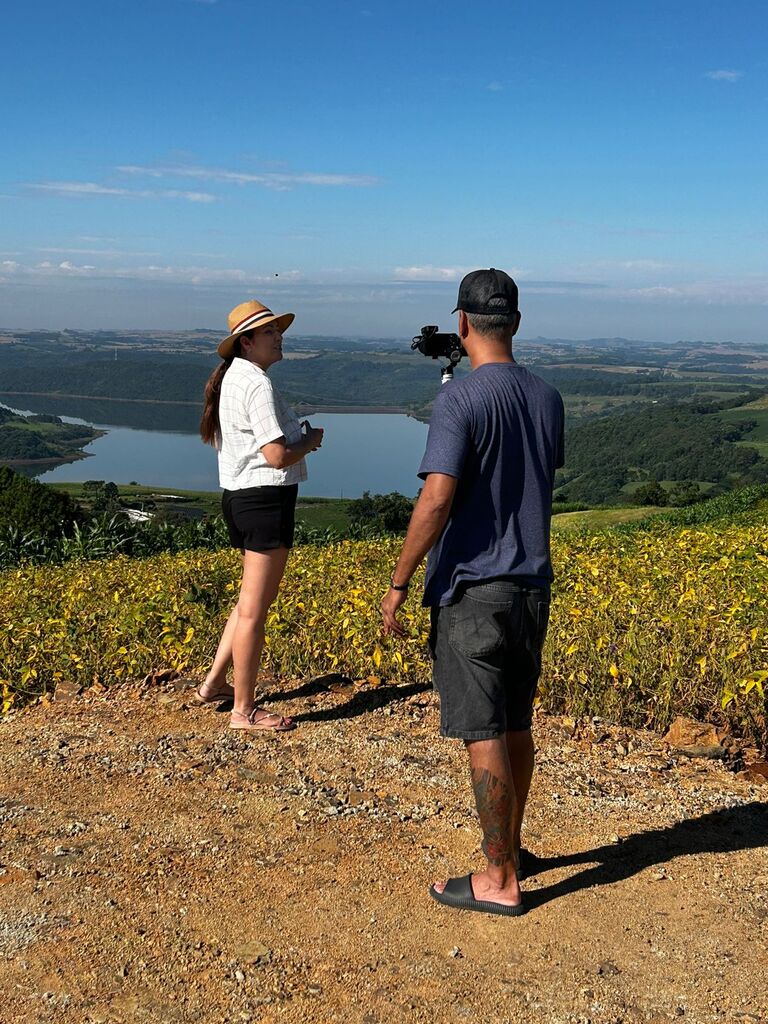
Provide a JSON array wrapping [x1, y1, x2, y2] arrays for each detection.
[[521, 802, 767, 910], [261, 674, 432, 724]]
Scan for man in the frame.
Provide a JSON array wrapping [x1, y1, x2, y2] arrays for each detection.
[[381, 269, 564, 917]]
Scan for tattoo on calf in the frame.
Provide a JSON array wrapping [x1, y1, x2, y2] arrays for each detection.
[[471, 767, 514, 866]]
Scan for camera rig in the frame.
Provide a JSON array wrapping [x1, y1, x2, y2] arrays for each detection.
[[411, 325, 466, 384]]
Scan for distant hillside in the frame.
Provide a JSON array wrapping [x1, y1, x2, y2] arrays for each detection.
[[2, 333, 768, 505], [557, 399, 768, 504], [0, 407, 102, 463], [0, 360, 212, 404]]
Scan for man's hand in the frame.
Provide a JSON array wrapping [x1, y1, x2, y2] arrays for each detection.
[[379, 473, 457, 638], [381, 587, 408, 637]]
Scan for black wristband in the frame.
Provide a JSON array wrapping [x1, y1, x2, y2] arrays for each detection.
[[390, 576, 409, 592]]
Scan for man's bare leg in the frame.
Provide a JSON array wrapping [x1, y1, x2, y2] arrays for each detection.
[[433, 736, 521, 907], [506, 728, 535, 866]]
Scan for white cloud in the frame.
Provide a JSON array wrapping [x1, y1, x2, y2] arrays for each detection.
[[487, 82, 504, 92], [26, 182, 217, 203], [38, 247, 161, 257], [626, 277, 768, 305], [393, 265, 473, 282], [616, 260, 672, 271], [705, 69, 743, 82], [0, 258, 302, 288], [58, 261, 97, 272], [117, 164, 379, 190]]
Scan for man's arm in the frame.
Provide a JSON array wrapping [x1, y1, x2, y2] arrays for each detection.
[[381, 472, 457, 636]]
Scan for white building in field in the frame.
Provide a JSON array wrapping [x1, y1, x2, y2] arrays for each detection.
[[124, 508, 154, 523]]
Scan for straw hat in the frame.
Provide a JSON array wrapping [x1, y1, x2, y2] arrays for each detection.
[[218, 300, 295, 359]]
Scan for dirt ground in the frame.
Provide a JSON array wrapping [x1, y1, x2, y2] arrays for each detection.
[[1, 675, 766, 1024]]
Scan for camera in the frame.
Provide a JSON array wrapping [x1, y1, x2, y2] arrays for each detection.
[[411, 325, 466, 366]]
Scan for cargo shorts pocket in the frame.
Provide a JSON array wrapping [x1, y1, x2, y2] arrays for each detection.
[[534, 599, 550, 650], [448, 594, 517, 659]]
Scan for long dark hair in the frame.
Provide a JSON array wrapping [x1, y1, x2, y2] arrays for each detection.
[[199, 339, 242, 446]]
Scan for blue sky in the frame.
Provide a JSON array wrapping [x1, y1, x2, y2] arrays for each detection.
[[1, 0, 766, 341]]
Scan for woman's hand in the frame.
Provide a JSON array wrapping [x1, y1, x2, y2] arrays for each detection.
[[302, 420, 324, 451]]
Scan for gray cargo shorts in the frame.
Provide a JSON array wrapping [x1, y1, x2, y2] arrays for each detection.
[[429, 580, 551, 740]]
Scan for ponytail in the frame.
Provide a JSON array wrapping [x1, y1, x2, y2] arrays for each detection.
[[200, 346, 239, 446]]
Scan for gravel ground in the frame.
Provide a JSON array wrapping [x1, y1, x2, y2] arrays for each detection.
[[1, 674, 766, 1024]]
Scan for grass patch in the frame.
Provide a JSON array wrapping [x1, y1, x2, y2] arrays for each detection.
[[721, 405, 768, 442], [552, 507, 664, 531], [296, 498, 352, 533]]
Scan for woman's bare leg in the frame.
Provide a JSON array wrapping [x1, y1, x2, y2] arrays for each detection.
[[232, 546, 290, 717], [201, 603, 239, 693]]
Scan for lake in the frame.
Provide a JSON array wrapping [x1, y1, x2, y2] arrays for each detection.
[[11, 397, 429, 498]]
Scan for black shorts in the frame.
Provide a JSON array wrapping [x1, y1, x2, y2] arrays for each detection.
[[221, 484, 298, 552], [429, 580, 551, 740]]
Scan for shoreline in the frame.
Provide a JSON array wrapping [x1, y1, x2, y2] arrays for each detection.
[[0, 390, 418, 417]]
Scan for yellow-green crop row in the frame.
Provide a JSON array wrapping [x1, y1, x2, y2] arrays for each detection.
[[1, 525, 766, 746]]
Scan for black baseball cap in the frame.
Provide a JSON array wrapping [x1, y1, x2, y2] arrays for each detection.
[[452, 268, 519, 315]]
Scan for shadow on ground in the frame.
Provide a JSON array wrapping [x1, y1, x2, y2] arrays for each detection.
[[524, 802, 768, 910], [263, 674, 432, 723]]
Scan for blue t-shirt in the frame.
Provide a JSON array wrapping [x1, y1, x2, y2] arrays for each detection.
[[418, 362, 564, 607]]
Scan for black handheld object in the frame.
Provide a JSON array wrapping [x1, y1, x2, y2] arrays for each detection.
[[411, 325, 466, 384], [411, 325, 465, 364]]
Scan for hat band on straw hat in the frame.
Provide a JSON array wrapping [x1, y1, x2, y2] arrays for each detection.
[[231, 306, 279, 335]]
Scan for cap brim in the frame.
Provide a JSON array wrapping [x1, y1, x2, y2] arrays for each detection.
[[217, 312, 295, 359]]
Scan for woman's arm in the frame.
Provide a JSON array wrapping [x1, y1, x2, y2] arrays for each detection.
[[261, 423, 324, 470]]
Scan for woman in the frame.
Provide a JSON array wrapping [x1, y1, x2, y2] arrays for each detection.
[[198, 299, 324, 731]]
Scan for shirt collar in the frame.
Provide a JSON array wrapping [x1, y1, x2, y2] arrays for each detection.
[[234, 356, 266, 375]]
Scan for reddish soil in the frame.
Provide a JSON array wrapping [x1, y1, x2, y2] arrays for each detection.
[[1, 677, 766, 1024]]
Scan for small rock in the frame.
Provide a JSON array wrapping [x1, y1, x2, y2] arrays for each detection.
[[54, 681, 81, 703], [348, 790, 375, 807], [664, 717, 720, 750], [555, 717, 577, 739], [596, 961, 620, 976], [678, 744, 726, 760], [739, 761, 768, 786], [449, 946, 463, 959], [235, 941, 271, 965]]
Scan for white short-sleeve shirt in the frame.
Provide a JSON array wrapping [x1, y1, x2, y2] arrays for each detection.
[[217, 358, 307, 490]]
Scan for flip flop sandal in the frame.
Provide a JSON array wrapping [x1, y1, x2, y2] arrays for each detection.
[[194, 684, 235, 705], [429, 874, 525, 917], [230, 708, 296, 733]]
